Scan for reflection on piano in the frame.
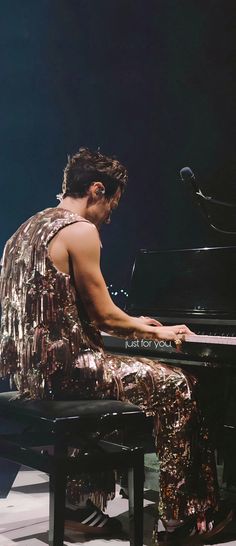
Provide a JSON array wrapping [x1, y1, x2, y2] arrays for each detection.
[[102, 246, 236, 485]]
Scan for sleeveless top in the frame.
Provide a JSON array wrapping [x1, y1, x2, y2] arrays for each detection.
[[0, 208, 105, 398]]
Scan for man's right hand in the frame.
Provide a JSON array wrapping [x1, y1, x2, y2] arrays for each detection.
[[155, 324, 195, 343]]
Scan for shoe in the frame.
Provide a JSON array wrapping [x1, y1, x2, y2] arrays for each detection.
[[155, 515, 197, 545], [197, 507, 234, 544], [156, 507, 234, 546], [65, 498, 123, 536], [120, 487, 129, 499]]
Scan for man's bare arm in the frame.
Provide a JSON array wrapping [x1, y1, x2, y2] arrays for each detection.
[[62, 222, 193, 341]]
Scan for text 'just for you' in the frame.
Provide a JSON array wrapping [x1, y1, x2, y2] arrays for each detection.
[[125, 339, 172, 349]]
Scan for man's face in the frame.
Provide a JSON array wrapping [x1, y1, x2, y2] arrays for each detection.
[[89, 187, 122, 229]]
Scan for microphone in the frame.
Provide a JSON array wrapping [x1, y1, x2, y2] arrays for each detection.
[[180, 166, 234, 203], [179, 166, 236, 234], [179, 166, 199, 193], [180, 166, 210, 223]]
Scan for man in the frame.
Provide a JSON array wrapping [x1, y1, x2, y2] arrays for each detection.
[[0, 148, 230, 543]]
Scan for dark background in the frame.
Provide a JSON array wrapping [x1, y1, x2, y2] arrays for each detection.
[[1, 0, 236, 300]]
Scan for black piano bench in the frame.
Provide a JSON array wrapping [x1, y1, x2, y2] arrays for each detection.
[[0, 392, 145, 546]]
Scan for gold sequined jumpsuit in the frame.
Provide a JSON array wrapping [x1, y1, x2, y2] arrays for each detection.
[[0, 208, 218, 524]]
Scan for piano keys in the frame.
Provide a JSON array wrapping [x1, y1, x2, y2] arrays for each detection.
[[185, 334, 236, 345], [102, 331, 236, 368]]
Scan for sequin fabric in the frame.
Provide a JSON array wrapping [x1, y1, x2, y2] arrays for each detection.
[[0, 208, 104, 398], [102, 355, 219, 529], [0, 207, 219, 524]]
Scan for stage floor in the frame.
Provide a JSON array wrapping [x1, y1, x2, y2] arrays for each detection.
[[0, 466, 236, 545]]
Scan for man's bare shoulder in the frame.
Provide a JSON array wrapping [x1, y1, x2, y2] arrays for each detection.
[[59, 220, 100, 254]]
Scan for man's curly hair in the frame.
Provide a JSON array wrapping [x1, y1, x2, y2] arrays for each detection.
[[62, 147, 128, 199]]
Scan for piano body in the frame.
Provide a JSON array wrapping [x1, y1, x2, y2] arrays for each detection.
[[102, 246, 236, 485]]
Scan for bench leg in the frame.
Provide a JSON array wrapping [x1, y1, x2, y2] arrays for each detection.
[[49, 466, 67, 546], [0, 417, 25, 498], [0, 459, 20, 498], [128, 451, 144, 546]]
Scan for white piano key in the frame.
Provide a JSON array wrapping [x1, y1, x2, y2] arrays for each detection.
[[185, 334, 236, 345]]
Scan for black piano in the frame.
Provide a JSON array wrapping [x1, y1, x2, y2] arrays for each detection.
[[103, 246, 236, 368], [102, 246, 236, 485]]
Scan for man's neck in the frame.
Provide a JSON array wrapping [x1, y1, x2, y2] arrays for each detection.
[[57, 196, 87, 217]]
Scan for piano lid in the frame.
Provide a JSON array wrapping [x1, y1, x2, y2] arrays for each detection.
[[127, 246, 236, 320]]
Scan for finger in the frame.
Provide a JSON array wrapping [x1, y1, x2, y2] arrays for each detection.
[[141, 316, 163, 326], [173, 325, 194, 335], [148, 319, 163, 326], [180, 325, 195, 334]]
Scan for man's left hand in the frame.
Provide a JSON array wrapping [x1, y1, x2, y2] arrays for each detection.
[[138, 315, 163, 327]]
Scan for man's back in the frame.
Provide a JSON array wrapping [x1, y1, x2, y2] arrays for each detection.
[[0, 208, 103, 399]]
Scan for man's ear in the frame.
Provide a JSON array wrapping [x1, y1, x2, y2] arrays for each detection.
[[90, 182, 105, 197]]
